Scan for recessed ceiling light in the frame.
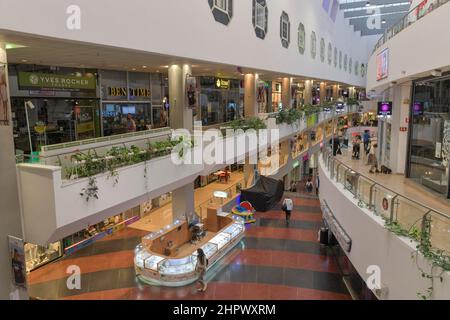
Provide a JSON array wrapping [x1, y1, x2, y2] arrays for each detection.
[[5, 43, 26, 50], [142, 65, 147, 69], [381, 19, 387, 24], [21, 59, 28, 63], [132, 68, 137, 71], [365, 1, 370, 7]]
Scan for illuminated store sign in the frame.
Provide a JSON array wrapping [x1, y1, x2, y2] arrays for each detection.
[[215, 78, 230, 89], [18, 72, 96, 91], [109, 87, 151, 97]]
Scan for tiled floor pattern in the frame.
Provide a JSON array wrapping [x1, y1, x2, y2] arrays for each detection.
[[28, 194, 351, 300]]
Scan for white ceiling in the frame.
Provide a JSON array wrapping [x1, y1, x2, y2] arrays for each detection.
[[2, 31, 358, 88]]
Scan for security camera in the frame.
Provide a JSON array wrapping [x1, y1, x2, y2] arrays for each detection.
[[431, 69, 442, 77], [25, 101, 36, 109]]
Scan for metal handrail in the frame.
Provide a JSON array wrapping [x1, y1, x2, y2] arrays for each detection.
[[324, 148, 450, 221], [372, 0, 449, 54]]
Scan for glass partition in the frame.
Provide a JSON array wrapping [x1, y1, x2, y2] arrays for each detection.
[[321, 147, 450, 261]]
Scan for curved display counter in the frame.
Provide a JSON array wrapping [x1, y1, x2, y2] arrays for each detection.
[[134, 212, 245, 287]]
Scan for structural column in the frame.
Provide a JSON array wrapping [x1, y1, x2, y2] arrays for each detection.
[[281, 77, 292, 109], [389, 82, 412, 174], [0, 43, 28, 300], [169, 64, 193, 130], [319, 82, 327, 105], [332, 84, 340, 101], [172, 183, 195, 222], [244, 74, 258, 118], [304, 80, 313, 105]]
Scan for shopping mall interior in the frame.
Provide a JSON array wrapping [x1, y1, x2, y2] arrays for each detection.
[[0, 0, 449, 303]]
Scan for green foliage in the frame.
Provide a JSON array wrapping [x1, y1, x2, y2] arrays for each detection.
[[382, 215, 450, 300], [302, 104, 322, 116], [276, 108, 303, 125], [80, 177, 99, 202], [347, 98, 360, 106], [229, 117, 267, 131]]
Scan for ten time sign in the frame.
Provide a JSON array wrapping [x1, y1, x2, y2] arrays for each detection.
[[18, 72, 96, 91]]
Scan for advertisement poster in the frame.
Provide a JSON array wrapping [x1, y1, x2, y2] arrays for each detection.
[[8, 236, 27, 289], [186, 76, 198, 110], [376, 48, 389, 81], [0, 64, 10, 125]]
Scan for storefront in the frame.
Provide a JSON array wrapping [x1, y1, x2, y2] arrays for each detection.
[[100, 70, 168, 136], [9, 64, 100, 154], [199, 76, 243, 125], [407, 75, 450, 198], [9, 65, 168, 154], [272, 82, 282, 112]]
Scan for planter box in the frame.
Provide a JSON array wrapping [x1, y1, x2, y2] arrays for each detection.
[[17, 153, 203, 245]]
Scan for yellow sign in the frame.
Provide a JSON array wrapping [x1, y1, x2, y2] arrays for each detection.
[[215, 78, 230, 89], [109, 87, 151, 97], [77, 122, 94, 133]]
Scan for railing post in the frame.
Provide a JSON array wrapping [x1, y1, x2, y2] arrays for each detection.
[[390, 195, 399, 223]]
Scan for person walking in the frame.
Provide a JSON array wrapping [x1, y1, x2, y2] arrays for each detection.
[[306, 178, 314, 193], [315, 174, 320, 196], [196, 248, 208, 292], [282, 197, 294, 225], [126, 113, 137, 132], [363, 130, 371, 155], [369, 143, 380, 174]]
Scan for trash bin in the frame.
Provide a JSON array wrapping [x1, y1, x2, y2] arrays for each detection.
[[319, 227, 329, 245]]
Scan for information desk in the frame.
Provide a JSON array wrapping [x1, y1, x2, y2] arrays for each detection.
[[134, 214, 245, 287]]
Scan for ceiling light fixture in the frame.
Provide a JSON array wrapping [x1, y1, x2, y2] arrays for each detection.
[[365, 1, 371, 7]]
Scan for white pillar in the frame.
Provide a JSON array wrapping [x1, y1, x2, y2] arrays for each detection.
[[172, 183, 195, 222], [0, 43, 28, 300], [244, 74, 258, 118], [169, 64, 193, 130], [389, 82, 412, 174]]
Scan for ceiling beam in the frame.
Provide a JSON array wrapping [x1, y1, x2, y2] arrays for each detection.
[[343, 4, 410, 18], [340, 0, 410, 10]]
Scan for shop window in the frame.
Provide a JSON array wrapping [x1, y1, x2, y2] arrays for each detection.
[[208, 0, 233, 25], [252, 0, 268, 39], [310, 31, 317, 59], [409, 77, 450, 198], [280, 11, 290, 49], [298, 23, 306, 55]]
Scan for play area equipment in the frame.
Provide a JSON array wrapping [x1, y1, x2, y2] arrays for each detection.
[[231, 201, 256, 224]]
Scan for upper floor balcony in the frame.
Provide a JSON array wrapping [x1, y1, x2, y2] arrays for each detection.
[[319, 147, 450, 300], [16, 105, 358, 245]]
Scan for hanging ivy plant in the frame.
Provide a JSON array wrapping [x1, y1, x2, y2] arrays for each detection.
[[80, 177, 99, 202]]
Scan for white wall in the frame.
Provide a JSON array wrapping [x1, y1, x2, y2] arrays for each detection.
[[0, 0, 373, 87], [367, 2, 450, 91], [319, 158, 450, 300]]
